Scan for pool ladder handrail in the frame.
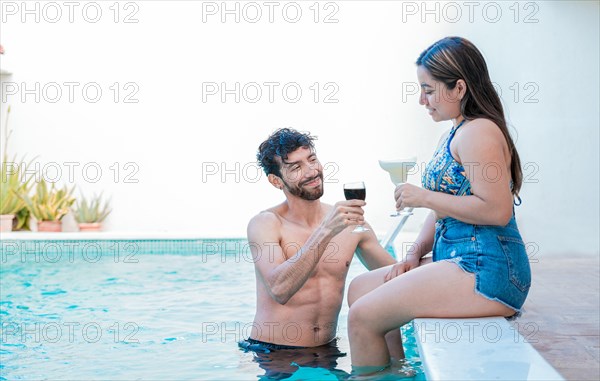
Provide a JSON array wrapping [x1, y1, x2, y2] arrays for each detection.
[[380, 207, 414, 252]]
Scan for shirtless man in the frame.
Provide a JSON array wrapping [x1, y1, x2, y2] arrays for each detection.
[[240, 128, 397, 356]]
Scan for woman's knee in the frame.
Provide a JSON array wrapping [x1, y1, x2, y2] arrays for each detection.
[[347, 268, 387, 307], [347, 277, 364, 307], [348, 299, 390, 336], [348, 300, 372, 331]]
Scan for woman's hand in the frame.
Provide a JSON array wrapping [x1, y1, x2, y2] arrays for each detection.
[[384, 255, 421, 282], [394, 183, 429, 210]]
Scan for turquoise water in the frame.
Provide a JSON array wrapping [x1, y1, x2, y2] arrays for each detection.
[[0, 241, 424, 380]]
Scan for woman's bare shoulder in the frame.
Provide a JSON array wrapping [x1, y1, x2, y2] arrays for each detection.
[[460, 118, 504, 140]]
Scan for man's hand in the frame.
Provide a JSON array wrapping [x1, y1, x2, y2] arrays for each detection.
[[321, 200, 366, 236], [383, 255, 420, 282]]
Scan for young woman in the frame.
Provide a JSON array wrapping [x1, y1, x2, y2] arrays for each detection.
[[347, 36, 531, 373]]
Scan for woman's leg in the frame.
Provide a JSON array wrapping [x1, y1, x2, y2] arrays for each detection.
[[348, 261, 514, 367], [347, 257, 434, 360], [348, 265, 405, 359], [347, 266, 389, 306], [347, 256, 432, 306]]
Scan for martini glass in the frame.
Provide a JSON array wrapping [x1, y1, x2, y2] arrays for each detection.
[[378, 158, 417, 217]]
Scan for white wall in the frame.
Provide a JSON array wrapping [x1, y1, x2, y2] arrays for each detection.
[[1, 1, 598, 256]]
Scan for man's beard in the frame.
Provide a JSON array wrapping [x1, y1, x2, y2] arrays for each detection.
[[282, 173, 324, 201]]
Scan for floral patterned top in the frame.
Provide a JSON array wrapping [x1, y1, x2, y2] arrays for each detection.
[[422, 120, 472, 196]]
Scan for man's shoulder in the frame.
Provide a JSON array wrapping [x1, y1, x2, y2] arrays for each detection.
[[247, 209, 283, 248], [247, 208, 282, 232]]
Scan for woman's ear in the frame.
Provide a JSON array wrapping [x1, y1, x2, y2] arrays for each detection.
[[456, 79, 467, 100], [268, 174, 283, 190]]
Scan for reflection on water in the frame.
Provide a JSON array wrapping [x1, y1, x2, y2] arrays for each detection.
[[239, 338, 349, 380], [238, 325, 424, 380]]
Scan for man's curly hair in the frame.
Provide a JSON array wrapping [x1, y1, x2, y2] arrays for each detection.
[[257, 128, 317, 177]]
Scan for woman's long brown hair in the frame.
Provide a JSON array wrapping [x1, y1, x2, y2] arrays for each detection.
[[417, 36, 523, 197]]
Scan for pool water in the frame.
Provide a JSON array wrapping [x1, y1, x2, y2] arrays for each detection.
[[1, 243, 424, 380]]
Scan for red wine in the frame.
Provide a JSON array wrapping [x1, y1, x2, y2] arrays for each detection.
[[344, 188, 366, 201]]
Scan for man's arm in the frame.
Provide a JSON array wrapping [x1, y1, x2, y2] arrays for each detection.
[[247, 201, 366, 305], [355, 223, 397, 270]]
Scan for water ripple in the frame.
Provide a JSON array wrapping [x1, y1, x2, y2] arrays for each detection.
[[40, 289, 67, 296]]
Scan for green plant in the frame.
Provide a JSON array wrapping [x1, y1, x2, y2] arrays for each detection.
[[1, 106, 35, 227], [20, 179, 75, 222], [14, 207, 32, 230], [0, 158, 30, 215], [73, 193, 111, 223]]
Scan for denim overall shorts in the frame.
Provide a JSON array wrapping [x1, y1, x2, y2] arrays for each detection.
[[432, 215, 531, 314]]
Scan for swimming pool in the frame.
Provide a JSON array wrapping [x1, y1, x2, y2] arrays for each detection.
[[0, 239, 424, 380]]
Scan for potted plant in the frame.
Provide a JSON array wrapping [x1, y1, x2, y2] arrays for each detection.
[[0, 158, 33, 232], [0, 106, 35, 232], [72, 193, 111, 232], [20, 179, 75, 232]]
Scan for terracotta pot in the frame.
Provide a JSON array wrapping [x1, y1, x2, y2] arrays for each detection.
[[78, 222, 103, 232], [0, 214, 15, 232], [37, 220, 62, 232]]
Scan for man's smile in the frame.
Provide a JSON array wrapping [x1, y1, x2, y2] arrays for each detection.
[[303, 177, 322, 187]]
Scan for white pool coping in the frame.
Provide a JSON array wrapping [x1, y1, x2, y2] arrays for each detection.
[[413, 317, 564, 381]]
